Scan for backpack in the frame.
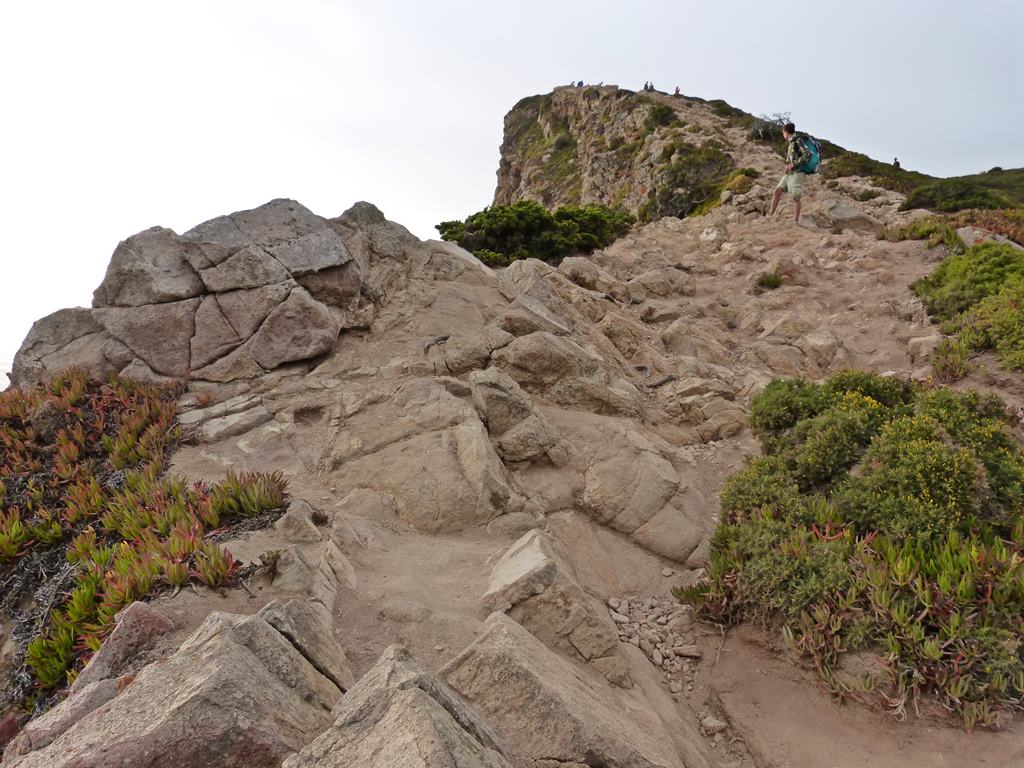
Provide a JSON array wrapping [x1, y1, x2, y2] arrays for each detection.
[[800, 135, 822, 174]]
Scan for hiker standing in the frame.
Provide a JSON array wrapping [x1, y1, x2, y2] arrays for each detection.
[[674, 86, 680, 96], [768, 122, 811, 223], [893, 157, 900, 169]]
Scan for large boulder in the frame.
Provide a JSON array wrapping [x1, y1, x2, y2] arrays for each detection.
[[442, 612, 684, 768], [197, 244, 291, 292], [96, 298, 201, 377], [823, 202, 883, 234], [333, 418, 522, 533], [9, 309, 116, 387], [482, 530, 631, 686], [183, 199, 353, 276], [70, 602, 174, 692], [92, 227, 205, 307], [282, 646, 513, 768], [248, 287, 341, 369], [5, 612, 342, 768], [492, 332, 640, 416], [12, 199, 365, 386], [468, 370, 530, 429]]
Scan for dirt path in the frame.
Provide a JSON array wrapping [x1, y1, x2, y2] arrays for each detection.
[[707, 625, 1024, 768]]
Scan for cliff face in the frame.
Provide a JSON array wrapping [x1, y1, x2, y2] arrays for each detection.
[[493, 86, 769, 220]]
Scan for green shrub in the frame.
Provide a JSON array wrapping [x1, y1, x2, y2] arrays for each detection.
[[651, 141, 735, 219], [914, 241, 1024, 378], [436, 200, 634, 266], [820, 150, 926, 194], [790, 393, 890, 489], [645, 103, 677, 131], [878, 216, 964, 251], [680, 372, 1024, 726], [707, 98, 748, 121], [749, 378, 825, 435], [818, 369, 916, 409], [855, 189, 881, 201], [753, 271, 782, 293], [930, 336, 971, 381], [943, 283, 1024, 373], [719, 455, 802, 522], [832, 415, 983, 539], [914, 241, 1024, 320], [552, 131, 574, 151], [902, 181, 1012, 213]]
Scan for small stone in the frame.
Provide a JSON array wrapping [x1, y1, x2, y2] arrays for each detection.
[[676, 644, 702, 658], [700, 715, 728, 735], [433, 645, 445, 652], [609, 610, 629, 624], [639, 639, 654, 656], [669, 681, 683, 694], [607, 597, 621, 610], [652, 649, 663, 666], [661, 568, 674, 577]]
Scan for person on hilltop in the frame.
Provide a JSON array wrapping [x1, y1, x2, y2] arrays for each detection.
[[674, 86, 680, 96], [768, 122, 813, 224], [893, 157, 901, 169]]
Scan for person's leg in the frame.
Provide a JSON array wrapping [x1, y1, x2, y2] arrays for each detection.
[[790, 173, 805, 223], [769, 187, 784, 216]]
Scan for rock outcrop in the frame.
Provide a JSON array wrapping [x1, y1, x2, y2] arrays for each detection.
[[282, 646, 513, 768], [12, 199, 374, 387], [4, 612, 343, 768], [482, 530, 631, 686], [443, 612, 684, 768]]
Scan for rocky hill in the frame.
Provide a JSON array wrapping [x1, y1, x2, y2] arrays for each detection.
[[494, 85, 1024, 228], [2, 88, 1024, 768]]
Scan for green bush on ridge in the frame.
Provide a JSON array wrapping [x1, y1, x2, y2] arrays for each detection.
[[436, 200, 634, 267], [680, 371, 1024, 728]]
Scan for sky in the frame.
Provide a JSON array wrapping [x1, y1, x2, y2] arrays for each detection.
[[1, 0, 1022, 383]]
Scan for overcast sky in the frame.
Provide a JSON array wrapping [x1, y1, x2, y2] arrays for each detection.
[[2, 0, 1022, 382]]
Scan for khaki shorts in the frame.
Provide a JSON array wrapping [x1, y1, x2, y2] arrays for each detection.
[[777, 171, 806, 199]]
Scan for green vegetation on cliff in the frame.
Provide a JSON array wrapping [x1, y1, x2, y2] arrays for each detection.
[[436, 200, 634, 267], [681, 371, 1024, 727], [644, 141, 735, 221], [0, 370, 287, 708]]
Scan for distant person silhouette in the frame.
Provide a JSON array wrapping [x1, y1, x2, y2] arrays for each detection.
[[674, 86, 680, 96], [893, 157, 901, 169]]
